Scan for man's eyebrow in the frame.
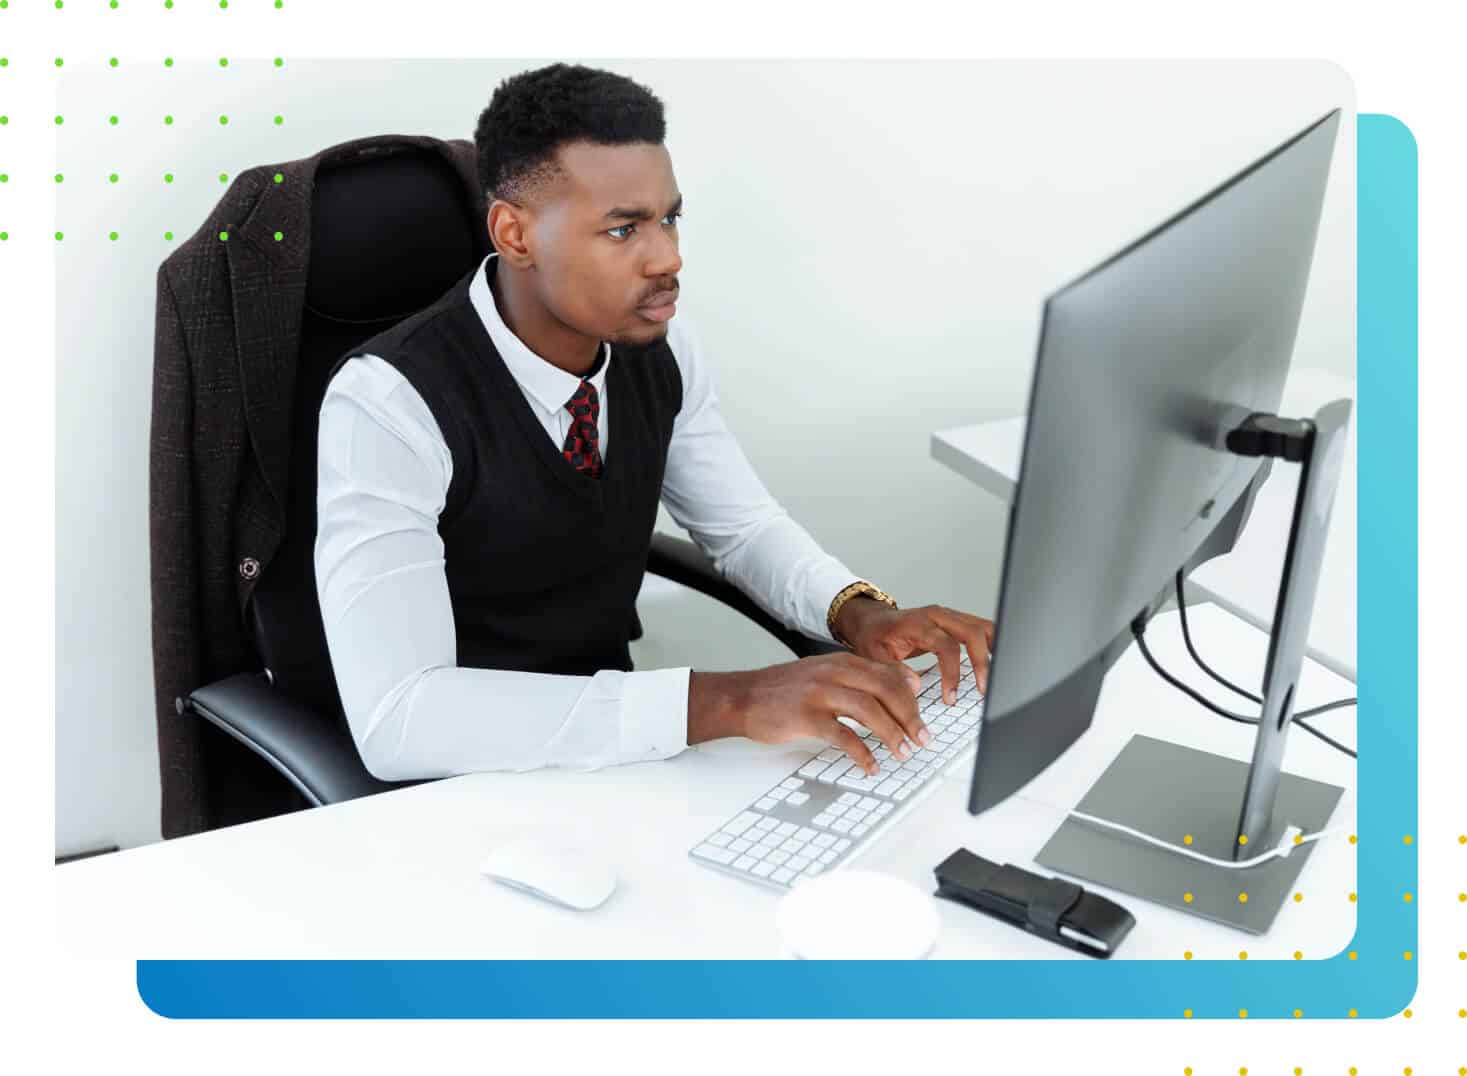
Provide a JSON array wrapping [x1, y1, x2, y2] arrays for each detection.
[[603, 194, 683, 222]]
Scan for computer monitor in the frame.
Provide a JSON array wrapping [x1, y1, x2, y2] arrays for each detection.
[[966, 108, 1348, 933]]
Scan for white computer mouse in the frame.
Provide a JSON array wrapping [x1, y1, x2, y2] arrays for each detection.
[[480, 833, 618, 911], [776, 870, 940, 959]]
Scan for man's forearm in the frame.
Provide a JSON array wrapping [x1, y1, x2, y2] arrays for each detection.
[[687, 670, 749, 745]]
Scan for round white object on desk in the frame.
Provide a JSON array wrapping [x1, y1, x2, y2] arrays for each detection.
[[776, 871, 940, 959]]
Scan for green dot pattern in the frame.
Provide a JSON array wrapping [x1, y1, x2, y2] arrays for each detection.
[[165, 231, 173, 240], [219, 231, 228, 242], [0, 233, 8, 241], [164, 58, 173, 68], [55, 231, 64, 241], [54, 115, 64, 125], [274, 58, 284, 68], [109, 173, 118, 183], [109, 116, 119, 126], [219, 58, 228, 68], [273, 173, 284, 184], [219, 115, 228, 125], [109, 58, 119, 68], [164, 173, 173, 183], [109, 231, 119, 241], [273, 231, 283, 241], [274, 116, 284, 126], [164, 115, 173, 125]]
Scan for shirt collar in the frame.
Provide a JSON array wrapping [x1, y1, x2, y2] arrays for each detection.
[[469, 252, 612, 417]]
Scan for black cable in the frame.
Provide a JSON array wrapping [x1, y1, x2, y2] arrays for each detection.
[[1131, 618, 1357, 759], [1175, 571, 1261, 703], [1174, 571, 1358, 719]]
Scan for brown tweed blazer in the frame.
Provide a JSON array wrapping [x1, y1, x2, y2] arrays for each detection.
[[149, 133, 483, 838]]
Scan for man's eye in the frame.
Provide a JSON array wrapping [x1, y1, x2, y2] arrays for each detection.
[[607, 211, 682, 241]]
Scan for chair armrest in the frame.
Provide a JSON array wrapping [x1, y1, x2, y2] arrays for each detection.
[[185, 673, 418, 808], [646, 532, 846, 659]]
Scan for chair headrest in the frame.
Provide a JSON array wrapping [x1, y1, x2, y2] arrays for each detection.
[[306, 148, 483, 322]]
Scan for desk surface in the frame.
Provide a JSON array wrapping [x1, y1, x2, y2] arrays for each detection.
[[931, 367, 1357, 682], [55, 605, 1356, 962]]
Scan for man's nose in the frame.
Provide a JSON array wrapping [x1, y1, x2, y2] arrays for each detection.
[[646, 225, 682, 278]]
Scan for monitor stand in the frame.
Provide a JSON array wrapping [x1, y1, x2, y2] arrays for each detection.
[[1037, 399, 1354, 934], [1033, 733, 1342, 933]]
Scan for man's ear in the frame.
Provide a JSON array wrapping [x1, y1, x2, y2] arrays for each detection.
[[488, 200, 533, 269]]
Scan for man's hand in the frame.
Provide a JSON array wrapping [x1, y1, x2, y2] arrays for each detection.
[[687, 653, 931, 777], [834, 597, 995, 704]]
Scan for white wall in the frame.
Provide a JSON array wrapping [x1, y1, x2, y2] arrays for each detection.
[[54, 60, 1354, 856]]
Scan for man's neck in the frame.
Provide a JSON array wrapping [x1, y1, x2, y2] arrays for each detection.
[[490, 259, 603, 378]]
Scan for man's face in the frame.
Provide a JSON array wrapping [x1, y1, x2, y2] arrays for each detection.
[[521, 140, 683, 349]]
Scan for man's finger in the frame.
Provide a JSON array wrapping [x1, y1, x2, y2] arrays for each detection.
[[823, 686, 910, 769], [921, 618, 964, 704], [836, 658, 928, 752], [931, 608, 994, 695], [823, 712, 878, 775]]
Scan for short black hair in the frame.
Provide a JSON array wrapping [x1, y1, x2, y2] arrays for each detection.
[[474, 63, 666, 206]]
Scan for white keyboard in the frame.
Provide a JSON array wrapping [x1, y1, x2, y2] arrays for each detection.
[[689, 654, 984, 889]]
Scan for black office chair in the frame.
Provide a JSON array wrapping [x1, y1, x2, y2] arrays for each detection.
[[180, 143, 842, 818]]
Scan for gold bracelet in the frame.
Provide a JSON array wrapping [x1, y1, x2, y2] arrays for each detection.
[[827, 580, 898, 647]]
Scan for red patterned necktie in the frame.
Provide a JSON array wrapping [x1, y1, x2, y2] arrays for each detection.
[[561, 378, 603, 478]]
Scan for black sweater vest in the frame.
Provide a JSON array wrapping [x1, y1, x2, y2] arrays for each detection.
[[328, 261, 684, 676]]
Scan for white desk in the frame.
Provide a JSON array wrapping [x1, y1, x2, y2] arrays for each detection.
[[931, 367, 1358, 682], [55, 605, 1355, 962]]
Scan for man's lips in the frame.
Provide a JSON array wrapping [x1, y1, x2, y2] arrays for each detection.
[[637, 290, 679, 323]]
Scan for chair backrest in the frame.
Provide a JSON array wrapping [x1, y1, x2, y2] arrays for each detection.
[[248, 147, 489, 719]]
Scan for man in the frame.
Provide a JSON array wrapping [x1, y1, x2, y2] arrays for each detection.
[[315, 63, 994, 782]]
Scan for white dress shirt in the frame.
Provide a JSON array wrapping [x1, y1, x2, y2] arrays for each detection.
[[314, 252, 861, 781]]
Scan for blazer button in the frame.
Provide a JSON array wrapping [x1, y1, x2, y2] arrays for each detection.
[[238, 557, 261, 580]]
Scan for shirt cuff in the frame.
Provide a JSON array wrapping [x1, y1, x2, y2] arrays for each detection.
[[804, 562, 865, 644], [619, 666, 694, 760]]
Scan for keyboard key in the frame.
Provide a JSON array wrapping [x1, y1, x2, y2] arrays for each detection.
[[759, 832, 781, 848], [767, 851, 791, 866], [837, 792, 860, 806], [827, 804, 848, 818], [751, 861, 776, 878], [837, 772, 884, 793], [817, 761, 855, 784], [819, 849, 838, 864], [895, 787, 914, 801], [780, 837, 805, 854], [875, 778, 905, 797], [776, 822, 798, 837], [798, 759, 829, 779], [756, 817, 779, 831], [708, 833, 733, 847], [730, 838, 753, 853], [721, 811, 761, 836], [755, 797, 777, 810], [733, 855, 757, 871], [832, 818, 855, 834], [817, 747, 843, 763], [796, 827, 818, 842], [812, 833, 836, 849], [845, 809, 869, 825], [772, 867, 796, 885], [874, 802, 894, 817], [747, 845, 769, 860], [768, 788, 790, 801], [780, 777, 805, 791], [852, 824, 871, 838], [804, 863, 825, 876], [692, 844, 736, 864], [787, 792, 810, 806], [812, 813, 834, 829], [858, 796, 880, 811], [835, 838, 852, 853], [788, 855, 812, 872]]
